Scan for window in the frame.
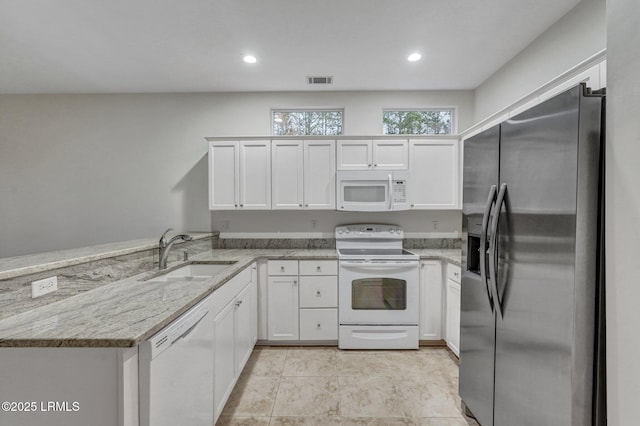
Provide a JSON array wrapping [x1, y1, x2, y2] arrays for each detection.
[[272, 109, 343, 136], [383, 109, 453, 135]]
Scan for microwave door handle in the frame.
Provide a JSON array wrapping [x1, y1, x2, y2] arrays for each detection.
[[388, 174, 393, 210]]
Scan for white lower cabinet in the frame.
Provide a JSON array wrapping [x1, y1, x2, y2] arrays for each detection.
[[419, 260, 443, 340], [445, 263, 461, 356], [266, 260, 338, 343], [214, 300, 235, 420], [267, 275, 299, 340], [213, 263, 257, 423], [299, 309, 338, 340]]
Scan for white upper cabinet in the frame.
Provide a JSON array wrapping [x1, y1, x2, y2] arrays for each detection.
[[372, 140, 409, 169], [271, 140, 336, 210], [271, 140, 304, 209], [239, 141, 271, 209], [337, 139, 408, 170], [409, 139, 459, 209], [336, 140, 372, 170], [303, 140, 336, 209], [209, 142, 239, 210], [209, 141, 271, 210]]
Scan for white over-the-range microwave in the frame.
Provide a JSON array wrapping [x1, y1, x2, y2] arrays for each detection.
[[336, 170, 410, 211]]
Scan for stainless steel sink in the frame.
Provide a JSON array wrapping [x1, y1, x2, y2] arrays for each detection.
[[146, 261, 237, 283]]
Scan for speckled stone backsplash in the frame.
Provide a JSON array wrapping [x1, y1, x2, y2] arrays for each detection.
[[213, 237, 460, 250], [213, 238, 337, 249], [0, 237, 214, 321], [404, 238, 461, 249]]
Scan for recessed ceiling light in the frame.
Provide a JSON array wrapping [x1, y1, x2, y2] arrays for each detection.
[[407, 53, 422, 62], [243, 55, 257, 64]]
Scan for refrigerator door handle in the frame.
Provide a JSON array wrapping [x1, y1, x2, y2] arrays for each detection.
[[489, 183, 507, 318], [480, 185, 497, 311]]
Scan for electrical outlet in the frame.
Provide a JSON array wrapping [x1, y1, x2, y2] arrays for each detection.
[[221, 220, 230, 231], [31, 276, 58, 298], [432, 220, 439, 231], [312, 219, 318, 229]]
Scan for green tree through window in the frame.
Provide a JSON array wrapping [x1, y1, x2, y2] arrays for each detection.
[[273, 110, 343, 136], [383, 110, 453, 135]]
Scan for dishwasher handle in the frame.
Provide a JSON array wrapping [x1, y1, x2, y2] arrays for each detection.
[[171, 306, 209, 344]]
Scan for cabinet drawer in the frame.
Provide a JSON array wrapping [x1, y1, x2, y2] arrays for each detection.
[[299, 260, 338, 276], [447, 263, 461, 283], [299, 276, 338, 308], [268, 260, 298, 276], [299, 309, 338, 340]]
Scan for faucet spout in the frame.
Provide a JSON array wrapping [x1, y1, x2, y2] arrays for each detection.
[[158, 229, 193, 270]]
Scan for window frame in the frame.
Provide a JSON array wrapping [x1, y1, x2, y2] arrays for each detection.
[[270, 108, 345, 136], [381, 108, 456, 135]]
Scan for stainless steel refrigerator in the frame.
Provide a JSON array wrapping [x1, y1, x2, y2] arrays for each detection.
[[460, 84, 606, 426]]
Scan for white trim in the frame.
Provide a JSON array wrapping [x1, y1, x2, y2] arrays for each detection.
[[461, 48, 607, 138]]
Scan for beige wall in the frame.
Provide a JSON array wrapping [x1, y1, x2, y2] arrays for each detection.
[[0, 90, 472, 258], [605, 0, 640, 424]]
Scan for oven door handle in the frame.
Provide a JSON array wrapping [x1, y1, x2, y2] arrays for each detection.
[[340, 261, 417, 269]]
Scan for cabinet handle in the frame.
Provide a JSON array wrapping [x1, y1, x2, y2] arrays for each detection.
[[411, 204, 415, 208], [299, 204, 303, 207], [305, 204, 309, 207], [234, 204, 238, 208], [316, 266, 321, 272], [368, 164, 372, 168], [240, 204, 244, 207], [316, 323, 321, 328], [293, 280, 298, 285], [235, 300, 242, 307], [280, 266, 285, 272], [374, 164, 378, 167], [316, 290, 321, 296]]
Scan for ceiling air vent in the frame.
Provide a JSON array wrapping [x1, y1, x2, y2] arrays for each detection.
[[307, 76, 333, 85]]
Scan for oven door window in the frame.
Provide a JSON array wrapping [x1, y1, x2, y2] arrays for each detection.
[[351, 278, 406, 310], [343, 184, 387, 203]]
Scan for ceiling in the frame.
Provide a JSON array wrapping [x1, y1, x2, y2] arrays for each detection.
[[0, 0, 581, 94]]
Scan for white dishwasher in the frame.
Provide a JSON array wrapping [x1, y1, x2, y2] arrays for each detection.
[[139, 295, 214, 426]]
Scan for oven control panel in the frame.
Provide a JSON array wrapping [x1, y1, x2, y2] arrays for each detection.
[[335, 224, 403, 239]]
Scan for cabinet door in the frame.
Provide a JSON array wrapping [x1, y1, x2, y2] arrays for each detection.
[[214, 300, 236, 420], [234, 282, 255, 376], [267, 276, 299, 340], [420, 261, 443, 340], [239, 141, 271, 209], [304, 140, 336, 209], [336, 140, 372, 170], [250, 262, 259, 344], [272, 140, 304, 209], [446, 279, 461, 356], [299, 308, 338, 340], [209, 142, 239, 210], [409, 139, 459, 209], [373, 140, 409, 169]]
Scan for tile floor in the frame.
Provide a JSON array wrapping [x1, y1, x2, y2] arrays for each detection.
[[217, 346, 480, 426]]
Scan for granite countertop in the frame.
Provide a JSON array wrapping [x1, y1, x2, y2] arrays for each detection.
[[0, 248, 460, 348], [0, 233, 215, 280]]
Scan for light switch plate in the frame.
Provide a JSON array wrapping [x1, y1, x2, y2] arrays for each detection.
[[31, 276, 58, 298]]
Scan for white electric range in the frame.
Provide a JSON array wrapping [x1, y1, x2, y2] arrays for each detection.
[[336, 224, 420, 349]]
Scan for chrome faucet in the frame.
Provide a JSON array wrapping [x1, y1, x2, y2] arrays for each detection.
[[158, 228, 193, 270]]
